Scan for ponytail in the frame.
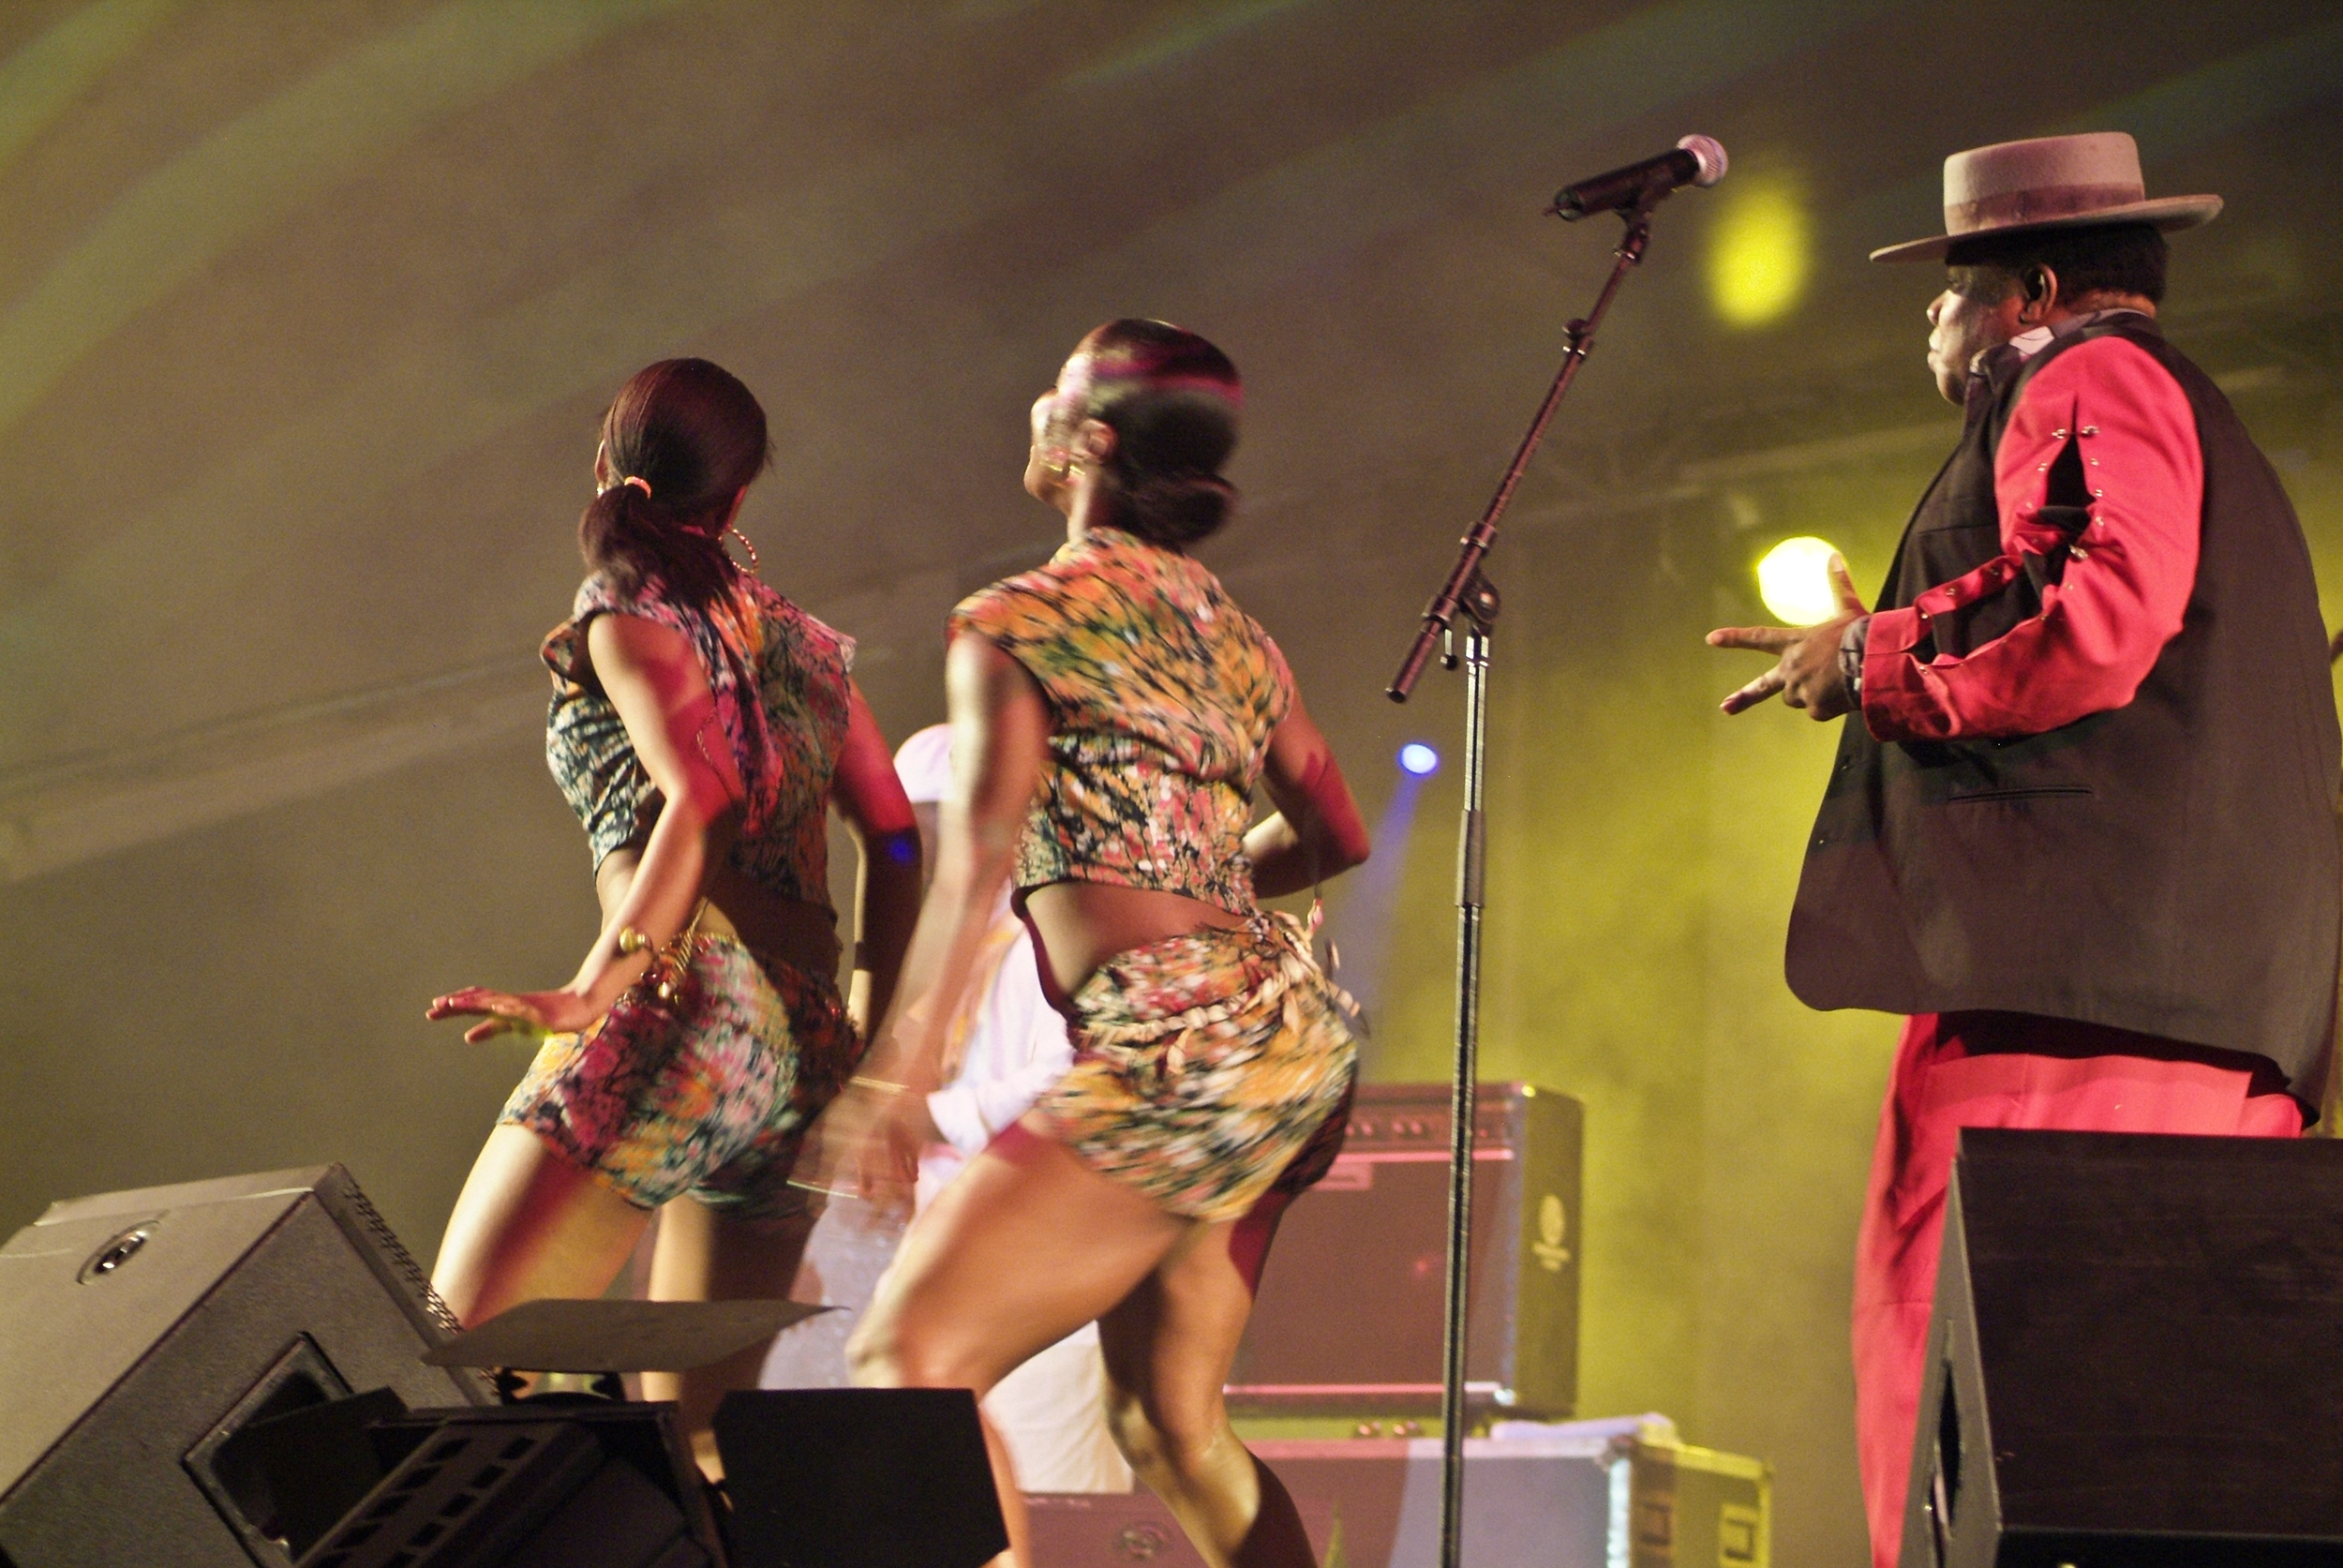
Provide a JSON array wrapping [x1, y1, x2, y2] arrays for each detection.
[[577, 479, 731, 607]]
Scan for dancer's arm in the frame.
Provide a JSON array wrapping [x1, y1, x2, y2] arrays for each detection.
[[428, 613, 739, 1042], [829, 681, 924, 1038], [808, 634, 1046, 1212], [1246, 694, 1370, 897], [861, 633, 1050, 1088]]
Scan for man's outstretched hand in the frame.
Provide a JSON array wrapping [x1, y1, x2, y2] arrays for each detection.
[[1707, 553, 1868, 720]]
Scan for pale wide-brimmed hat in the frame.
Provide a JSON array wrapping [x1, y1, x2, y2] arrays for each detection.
[[1871, 131, 2220, 263]]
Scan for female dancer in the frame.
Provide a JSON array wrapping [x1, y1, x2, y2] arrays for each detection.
[[426, 358, 920, 1465], [830, 321, 1370, 1567]]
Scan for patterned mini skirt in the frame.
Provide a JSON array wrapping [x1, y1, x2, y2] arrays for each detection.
[[500, 933, 861, 1221], [1033, 910, 1358, 1224]]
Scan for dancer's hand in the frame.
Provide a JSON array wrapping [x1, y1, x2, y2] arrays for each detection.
[[800, 1074, 937, 1223], [426, 986, 600, 1045], [851, 1078, 935, 1221], [1707, 553, 1867, 719]]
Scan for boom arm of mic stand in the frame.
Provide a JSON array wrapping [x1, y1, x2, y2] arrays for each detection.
[[1387, 205, 1654, 702]]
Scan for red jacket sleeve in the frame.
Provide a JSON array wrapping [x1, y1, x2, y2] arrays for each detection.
[[1858, 334, 2202, 741]]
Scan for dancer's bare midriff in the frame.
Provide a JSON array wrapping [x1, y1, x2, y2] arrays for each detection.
[[1022, 879, 1246, 1001], [596, 845, 843, 980]]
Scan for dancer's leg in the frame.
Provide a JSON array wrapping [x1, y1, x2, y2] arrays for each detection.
[[849, 1123, 1190, 1568], [642, 1196, 817, 1474], [853, 1124, 1186, 1390], [431, 1124, 651, 1325], [1098, 1223, 1315, 1568]]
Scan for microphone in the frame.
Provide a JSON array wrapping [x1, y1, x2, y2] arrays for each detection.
[[1550, 135, 1727, 219]]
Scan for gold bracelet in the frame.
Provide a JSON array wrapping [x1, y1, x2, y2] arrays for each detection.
[[850, 1074, 906, 1096]]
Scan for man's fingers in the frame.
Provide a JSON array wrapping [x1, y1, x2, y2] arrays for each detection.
[[1719, 668, 1787, 715], [1829, 553, 1868, 615], [1707, 626, 1799, 653]]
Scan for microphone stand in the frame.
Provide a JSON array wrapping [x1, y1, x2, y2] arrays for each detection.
[[1385, 191, 1662, 1568]]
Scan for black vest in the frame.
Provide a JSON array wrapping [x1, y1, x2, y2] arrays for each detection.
[[1786, 318, 2340, 1089]]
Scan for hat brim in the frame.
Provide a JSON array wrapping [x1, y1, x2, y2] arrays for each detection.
[[1868, 194, 2222, 263]]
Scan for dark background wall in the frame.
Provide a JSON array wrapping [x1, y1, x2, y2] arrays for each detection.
[[5, 4, 2342, 1561]]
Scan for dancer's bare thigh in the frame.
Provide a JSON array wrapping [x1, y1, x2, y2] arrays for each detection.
[[1096, 1217, 1253, 1437], [431, 1125, 650, 1325], [855, 1120, 1188, 1396]]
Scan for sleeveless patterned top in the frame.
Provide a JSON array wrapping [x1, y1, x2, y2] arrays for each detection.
[[949, 526, 1293, 914], [543, 571, 856, 909]]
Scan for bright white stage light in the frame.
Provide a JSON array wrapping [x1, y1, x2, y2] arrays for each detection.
[[1755, 536, 1844, 626]]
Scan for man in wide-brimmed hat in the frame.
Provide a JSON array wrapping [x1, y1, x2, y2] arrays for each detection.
[[1709, 132, 2339, 1567]]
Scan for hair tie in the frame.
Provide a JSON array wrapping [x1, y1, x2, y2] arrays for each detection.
[[622, 475, 652, 498]]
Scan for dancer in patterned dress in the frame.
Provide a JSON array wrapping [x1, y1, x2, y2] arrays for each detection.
[[824, 321, 1369, 1567], [425, 358, 921, 1471]]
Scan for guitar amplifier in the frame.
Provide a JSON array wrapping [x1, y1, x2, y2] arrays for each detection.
[[1228, 1083, 1582, 1420]]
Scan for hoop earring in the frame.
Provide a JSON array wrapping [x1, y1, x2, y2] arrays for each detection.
[[724, 525, 760, 576]]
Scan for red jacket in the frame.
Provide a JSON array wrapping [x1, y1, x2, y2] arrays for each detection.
[[1862, 331, 2202, 740]]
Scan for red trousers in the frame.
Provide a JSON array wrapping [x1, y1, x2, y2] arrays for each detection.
[[1851, 1011, 2304, 1568]]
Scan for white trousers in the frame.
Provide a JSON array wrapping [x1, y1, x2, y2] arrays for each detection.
[[984, 1322, 1132, 1493]]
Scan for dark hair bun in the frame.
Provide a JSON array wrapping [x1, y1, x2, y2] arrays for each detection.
[[1069, 320, 1244, 549], [1123, 471, 1235, 547]]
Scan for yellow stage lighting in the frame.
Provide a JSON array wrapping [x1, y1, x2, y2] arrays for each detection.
[[1707, 178, 1809, 328], [1756, 536, 1843, 626]]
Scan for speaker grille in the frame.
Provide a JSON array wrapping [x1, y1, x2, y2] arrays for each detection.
[[334, 1179, 460, 1339]]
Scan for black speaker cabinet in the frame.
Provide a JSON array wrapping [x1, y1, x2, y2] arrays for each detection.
[[1903, 1129, 2343, 1568], [0, 1166, 488, 1567], [1228, 1082, 1582, 1419], [714, 1388, 1007, 1568]]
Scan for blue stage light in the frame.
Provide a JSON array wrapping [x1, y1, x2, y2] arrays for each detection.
[[1398, 742, 1440, 777]]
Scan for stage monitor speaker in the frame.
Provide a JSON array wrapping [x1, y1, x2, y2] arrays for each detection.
[[714, 1388, 1006, 1568], [294, 1402, 724, 1568], [1903, 1128, 2343, 1568], [0, 1165, 488, 1568], [1228, 1082, 1582, 1418]]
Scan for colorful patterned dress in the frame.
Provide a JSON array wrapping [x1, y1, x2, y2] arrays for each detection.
[[498, 569, 862, 1218], [950, 526, 1356, 1224]]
